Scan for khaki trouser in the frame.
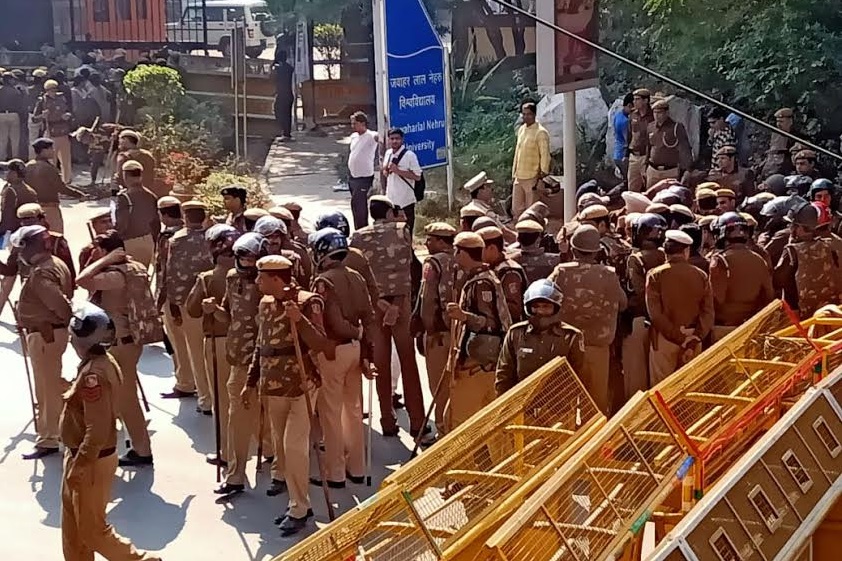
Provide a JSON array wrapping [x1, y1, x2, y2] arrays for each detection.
[[28, 328, 67, 449], [649, 332, 698, 386], [447, 366, 495, 432], [61, 450, 153, 561], [627, 154, 647, 192], [424, 331, 451, 437], [645, 166, 680, 189], [267, 393, 312, 519], [0, 274, 16, 315], [0, 112, 21, 159], [580, 345, 611, 415], [109, 342, 151, 457], [711, 325, 736, 343], [123, 234, 154, 269], [204, 336, 231, 461], [316, 341, 364, 481], [225, 364, 259, 486], [623, 317, 650, 400], [512, 177, 539, 220], [162, 304, 211, 410], [28, 117, 42, 160], [51, 134, 72, 184], [42, 203, 64, 234]]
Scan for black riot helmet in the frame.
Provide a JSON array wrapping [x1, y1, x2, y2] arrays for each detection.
[[314, 211, 351, 237], [631, 212, 667, 249], [310, 227, 348, 265], [713, 211, 748, 245], [232, 232, 267, 276]]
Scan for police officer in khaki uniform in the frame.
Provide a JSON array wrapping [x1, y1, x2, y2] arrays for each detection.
[[708, 212, 774, 341], [694, 184, 719, 216], [417, 222, 457, 438], [281, 200, 311, 245], [242, 255, 329, 535], [646, 98, 692, 188], [164, 200, 214, 413], [459, 203, 486, 232], [14, 225, 73, 460], [628, 88, 653, 192], [706, 145, 755, 203], [512, 219, 558, 282], [309, 228, 375, 485], [549, 225, 627, 414], [243, 207, 269, 231], [221, 185, 248, 232], [714, 188, 738, 215], [76, 230, 154, 467], [646, 230, 714, 384], [0, 203, 75, 285], [349, 195, 427, 437], [114, 160, 158, 268], [622, 213, 666, 397], [313, 211, 379, 305], [496, 279, 585, 395], [477, 226, 527, 323], [114, 130, 157, 193], [462, 172, 516, 242], [773, 201, 842, 318], [26, 137, 85, 233], [213, 232, 270, 496], [78, 208, 114, 271], [760, 108, 796, 178], [60, 304, 161, 561], [254, 215, 311, 288], [446, 232, 511, 431], [0, 158, 38, 238], [186, 224, 240, 467]]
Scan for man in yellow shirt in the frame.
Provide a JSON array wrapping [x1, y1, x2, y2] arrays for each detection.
[[512, 101, 551, 219]]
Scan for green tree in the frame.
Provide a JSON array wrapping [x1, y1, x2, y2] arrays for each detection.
[[123, 65, 185, 118]]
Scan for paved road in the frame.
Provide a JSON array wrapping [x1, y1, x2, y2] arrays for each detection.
[[0, 135, 433, 560]]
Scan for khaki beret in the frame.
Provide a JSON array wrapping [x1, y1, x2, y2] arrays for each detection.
[[697, 181, 720, 191], [281, 201, 302, 212], [463, 171, 494, 192], [454, 231, 485, 249], [118, 129, 141, 142], [244, 208, 269, 220], [369, 194, 395, 208], [515, 219, 544, 233], [665, 229, 693, 245], [669, 204, 694, 219], [257, 255, 292, 271], [774, 107, 794, 118], [521, 201, 550, 221], [424, 222, 457, 237], [43, 79, 58, 90], [121, 159, 143, 172], [460, 204, 485, 219], [622, 191, 651, 214], [32, 68, 47, 78], [182, 200, 207, 211], [268, 206, 294, 221], [753, 192, 776, 203], [740, 212, 758, 227], [794, 149, 817, 160], [579, 204, 609, 220], [471, 216, 498, 232], [695, 187, 717, 200], [157, 196, 181, 209], [714, 145, 738, 158], [698, 215, 717, 228], [645, 202, 670, 214], [476, 225, 504, 241], [570, 225, 601, 253], [633, 88, 651, 98], [577, 192, 609, 210], [652, 99, 670, 111], [715, 188, 736, 199], [16, 203, 44, 219]]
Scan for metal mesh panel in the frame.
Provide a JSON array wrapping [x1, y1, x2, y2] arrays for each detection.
[[275, 357, 602, 561]]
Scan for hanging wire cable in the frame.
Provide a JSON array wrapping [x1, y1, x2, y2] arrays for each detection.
[[488, 0, 842, 163]]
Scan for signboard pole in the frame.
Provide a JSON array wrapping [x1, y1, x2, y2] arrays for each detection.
[[563, 91, 576, 221], [371, 0, 389, 138], [444, 45, 454, 210]]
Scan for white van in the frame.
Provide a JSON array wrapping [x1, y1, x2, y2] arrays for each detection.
[[167, 0, 276, 58]]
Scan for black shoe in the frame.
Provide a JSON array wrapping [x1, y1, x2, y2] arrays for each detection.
[[118, 449, 154, 467], [195, 405, 212, 415], [213, 483, 245, 495], [309, 476, 345, 489], [382, 426, 400, 437], [410, 425, 436, 447], [160, 388, 195, 399], [274, 508, 313, 526], [278, 513, 308, 536], [266, 479, 287, 497], [22, 447, 59, 460], [392, 393, 404, 409], [206, 454, 228, 467], [346, 471, 365, 485], [362, 412, 370, 420], [263, 456, 274, 464]]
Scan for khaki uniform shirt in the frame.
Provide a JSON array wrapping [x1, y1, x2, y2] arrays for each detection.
[[35, 93, 72, 137], [185, 266, 230, 337], [313, 263, 374, 361], [773, 238, 842, 317], [221, 270, 260, 366], [154, 223, 182, 308], [281, 239, 312, 288], [344, 247, 379, 304], [629, 108, 654, 156], [647, 117, 692, 170], [646, 258, 714, 345], [419, 251, 455, 333], [709, 245, 774, 326], [625, 248, 666, 318], [18, 255, 73, 332], [600, 234, 632, 281], [458, 266, 512, 368], [115, 148, 156, 189], [114, 186, 159, 241], [761, 229, 791, 273], [349, 220, 412, 298], [247, 291, 329, 397], [496, 319, 585, 394], [60, 355, 121, 465], [493, 258, 527, 323], [225, 211, 246, 233], [0, 181, 38, 234], [24, 158, 69, 205], [517, 246, 559, 283], [86, 259, 146, 339], [165, 227, 213, 307], [705, 167, 756, 202], [550, 261, 627, 347]]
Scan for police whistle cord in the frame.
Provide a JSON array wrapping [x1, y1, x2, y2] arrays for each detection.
[[366, 373, 374, 487], [10, 302, 39, 432], [289, 313, 337, 522], [256, 400, 265, 477], [210, 315, 223, 484], [488, 0, 842, 164]]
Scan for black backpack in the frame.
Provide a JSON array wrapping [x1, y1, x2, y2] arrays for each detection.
[[393, 148, 426, 202]]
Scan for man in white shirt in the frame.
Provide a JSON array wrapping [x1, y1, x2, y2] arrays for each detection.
[[347, 111, 380, 229], [382, 128, 422, 233]]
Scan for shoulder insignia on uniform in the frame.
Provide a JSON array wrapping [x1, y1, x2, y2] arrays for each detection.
[[84, 374, 100, 388], [313, 278, 328, 295], [481, 291, 493, 303], [310, 302, 322, 315], [81, 374, 102, 402], [507, 282, 520, 295], [422, 262, 436, 281]]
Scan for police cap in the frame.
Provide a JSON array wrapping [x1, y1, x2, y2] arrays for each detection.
[[268, 206, 294, 221], [633, 88, 651, 98], [695, 187, 717, 201], [471, 216, 498, 231], [244, 207, 269, 220], [454, 231, 485, 249], [369, 194, 395, 209], [43, 79, 58, 90], [424, 222, 457, 238], [774, 108, 794, 118], [16, 203, 44, 219], [118, 129, 141, 142], [257, 254, 293, 271], [715, 188, 736, 199], [515, 219, 544, 233], [714, 145, 738, 158], [570, 224, 601, 253], [0, 159, 26, 174], [32, 137, 54, 152], [579, 204, 609, 220], [652, 99, 670, 111], [463, 171, 494, 193], [794, 149, 817, 161], [121, 159, 143, 172], [182, 200, 207, 211], [281, 201, 302, 212], [459, 204, 485, 219], [665, 229, 693, 245], [476, 226, 504, 242], [156, 196, 181, 209]]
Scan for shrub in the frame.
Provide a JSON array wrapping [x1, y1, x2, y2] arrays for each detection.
[[123, 65, 185, 117], [195, 171, 273, 217]]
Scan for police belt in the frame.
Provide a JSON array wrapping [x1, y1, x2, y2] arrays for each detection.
[[649, 164, 677, 171], [69, 446, 116, 458], [260, 346, 296, 357]]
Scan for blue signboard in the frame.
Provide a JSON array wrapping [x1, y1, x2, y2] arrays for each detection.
[[385, 0, 448, 169]]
